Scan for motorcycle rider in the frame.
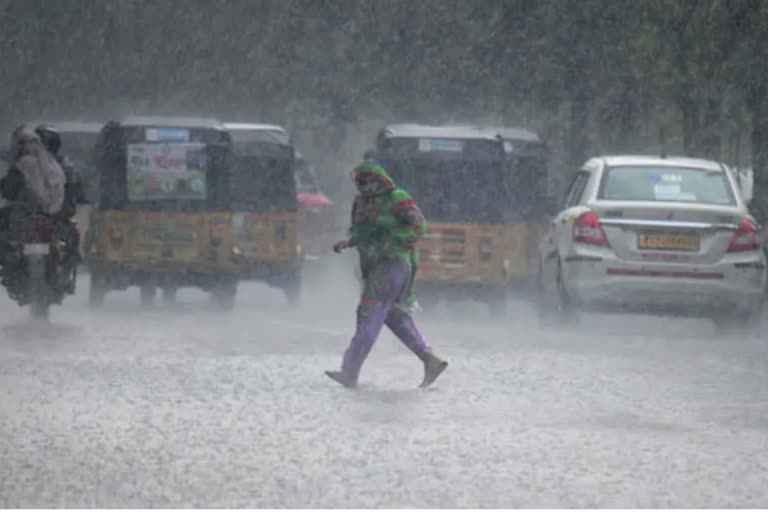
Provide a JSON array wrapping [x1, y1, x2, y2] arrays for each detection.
[[0, 125, 66, 214], [0, 125, 66, 269], [35, 124, 87, 268]]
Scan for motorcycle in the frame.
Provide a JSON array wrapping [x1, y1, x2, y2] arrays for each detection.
[[0, 213, 75, 319]]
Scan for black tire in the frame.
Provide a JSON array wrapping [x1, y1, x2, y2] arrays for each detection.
[[29, 297, 50, 320], [28, 282, 50, 320], [537, 259, 574, 328], [89, 272, 106, 308], [27, 259, 50, 320], [140, 284, 156, 307], [488, 290, 508, 318], [162, 286, 178, 303], [283, 276, 301, 306], [212, 281, 237, 310], [714, 307, 762, 338]]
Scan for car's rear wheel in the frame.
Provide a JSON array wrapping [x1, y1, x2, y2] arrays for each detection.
[[537, 259, 574, 328]]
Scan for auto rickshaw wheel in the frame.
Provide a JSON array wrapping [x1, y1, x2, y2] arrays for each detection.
[[488, 297, 508, 318], [89, 272, 106, 308], [283, 277, 301, 307], [162, 286, 178, 303], [140, 284, 156, 307], [212, 281, 237, 310]]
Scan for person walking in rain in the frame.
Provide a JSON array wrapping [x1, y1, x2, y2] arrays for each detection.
[[326, 159, 448, 389]]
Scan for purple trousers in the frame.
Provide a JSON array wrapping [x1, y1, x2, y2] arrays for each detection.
[[341, 256, 432, 378]]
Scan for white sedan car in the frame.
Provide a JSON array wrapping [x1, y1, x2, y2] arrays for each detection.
[[537, 155, 766, 332]]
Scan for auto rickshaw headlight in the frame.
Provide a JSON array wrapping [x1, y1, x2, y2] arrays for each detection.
[[210, 228, 223, 247], [478, 238, 493, 262], [110, 229, 123, 247], [274, 222, 287, 243]]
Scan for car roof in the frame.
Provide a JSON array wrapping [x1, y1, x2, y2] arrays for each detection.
[[381, 124, 502, 141], [113, 116, 225, 130], [27, 121, 104, 133], [593, 155, 725, 171]]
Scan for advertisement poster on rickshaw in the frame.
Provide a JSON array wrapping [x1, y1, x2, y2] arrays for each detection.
[[126, 142, 207, 201]]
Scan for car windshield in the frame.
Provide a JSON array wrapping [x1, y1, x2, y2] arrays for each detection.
[[599, 165, 735, 205]]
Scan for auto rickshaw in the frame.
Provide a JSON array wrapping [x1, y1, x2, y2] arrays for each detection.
[[493, 126, 551, 292], [223, 123, 302, 304], [365, 124, 521, 315], [294, 151, 336, 261], [87, 116, 239, 307]]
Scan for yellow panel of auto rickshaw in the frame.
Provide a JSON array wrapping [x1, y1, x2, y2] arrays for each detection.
[[233, 210, 298, 263], [415, 221, 514, 284], [91, 210, 235, 269], [223, 122, 302, 270], [88, 116, 236, 271]]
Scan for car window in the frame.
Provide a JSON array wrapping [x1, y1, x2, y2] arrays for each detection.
[[562, 171, 590, 209], [598, 165, 736, 205]]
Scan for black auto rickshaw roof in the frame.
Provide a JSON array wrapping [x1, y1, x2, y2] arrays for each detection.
[[99, 116, 230, 147], [223, 123, 291, 146], [376, 124, 505, 161], [487, 126, 549, 159], [109, 115, 226, 131], [223, 122, 294, 159], [488, 126, 542, 144], [380, 124, 503, 141], [27, 120, 105, 133]]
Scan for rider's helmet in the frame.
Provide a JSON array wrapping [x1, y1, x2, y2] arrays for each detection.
[[35, 124, 62, 155]]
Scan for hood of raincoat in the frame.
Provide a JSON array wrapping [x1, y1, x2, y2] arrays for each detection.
[[352, 160, 396, 197], [10, 126, 66, 215]]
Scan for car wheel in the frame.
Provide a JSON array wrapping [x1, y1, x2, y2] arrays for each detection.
[[537, 259, 574, 328], [714, 307, 762, 339]]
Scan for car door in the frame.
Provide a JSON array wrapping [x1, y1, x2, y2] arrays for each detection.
[[554, 169, 593, 255], [539, 169, 591, 275]]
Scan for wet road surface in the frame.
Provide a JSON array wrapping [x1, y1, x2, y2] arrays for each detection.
[[0, 264, 766, 507]]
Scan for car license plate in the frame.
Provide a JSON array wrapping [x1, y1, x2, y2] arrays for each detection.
[[23, 243, 50, 255], [638, 232, 699, 251]]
